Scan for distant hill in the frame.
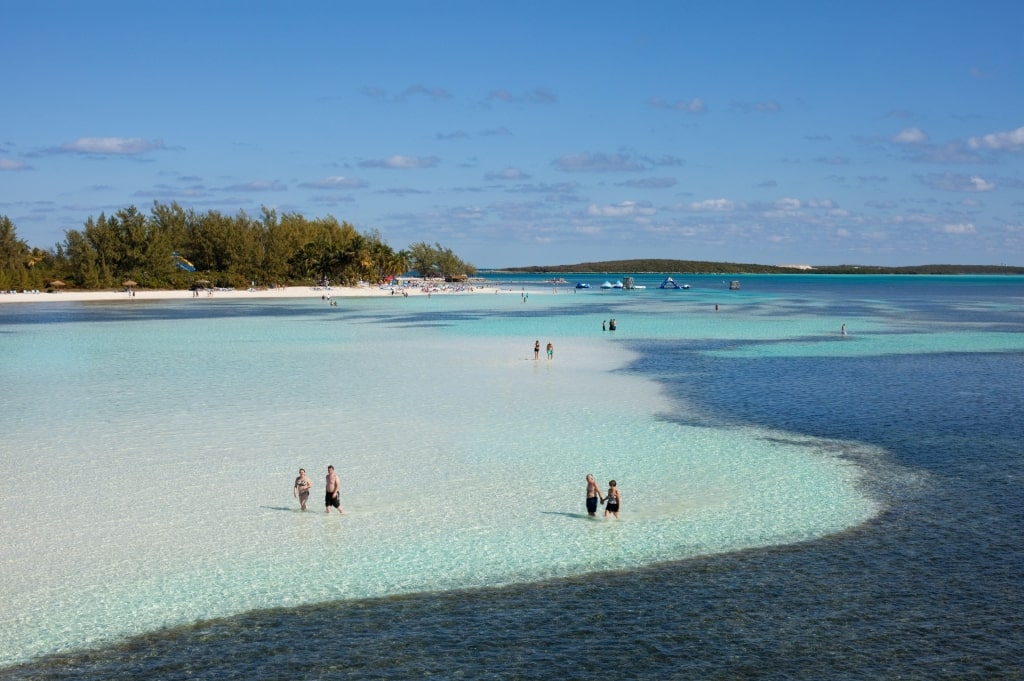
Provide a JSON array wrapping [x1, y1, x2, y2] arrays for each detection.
[[493, 259, 1024, 275]]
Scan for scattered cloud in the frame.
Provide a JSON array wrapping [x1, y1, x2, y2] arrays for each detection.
[[687, 198, 735, 212], [941, 222, 977, 234], [816, 155, 850, 166], [644, 154, 685, 167], [479, 126, 513, 137], [361, 85, 452, 102], [55, 137, 165, 155], [553, 152, 643, 172], [616, 177, 677, 189], [222, 180, 287, 192], [968, 126, 1024, 151], [299, 176, 368, 190], [0, 158, 30, 170], [967, 67, 993, 80], [395, 84, 453, 101], [586, 201, 656, 218], [358, 155, 439, 169], [375, 187, 431, 197], [893, 127, 928, 144], [918, 173, 995, 192], [484, 88, 557, 104], [436, 130, 469, 141], [648, 96, 706, 113], [485, 167, 530, 181]]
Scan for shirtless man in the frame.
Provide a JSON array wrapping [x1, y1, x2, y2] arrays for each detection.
[[585, 474, 604, 517], [293, 468, 312, 511], [325, 465, 343, 514]]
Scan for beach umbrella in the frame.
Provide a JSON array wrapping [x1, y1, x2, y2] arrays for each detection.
[[50, 280, 66, 288], [122, 280, 137, 287]]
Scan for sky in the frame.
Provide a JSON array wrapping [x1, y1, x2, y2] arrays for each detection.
[[2, 1, 1023, 268]]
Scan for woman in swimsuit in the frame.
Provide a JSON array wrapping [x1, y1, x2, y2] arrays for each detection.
[[604, 480, 621, 519], [293, 468, 312, 511]]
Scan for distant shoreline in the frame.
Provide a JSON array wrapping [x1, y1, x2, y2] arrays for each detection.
[[487, 260, 1024, 275]]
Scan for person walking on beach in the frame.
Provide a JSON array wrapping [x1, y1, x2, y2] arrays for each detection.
[[534, 340, 540, 360], [604, 480, 621, 519], [546, 342, 554, 360], [293, 468, 312, 511], [586, 474, 604, 517], [325, 465, 343, 514]]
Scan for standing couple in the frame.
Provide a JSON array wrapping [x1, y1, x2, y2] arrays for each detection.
[[585, 473, 620, 519], [292, 465, 344, 514]]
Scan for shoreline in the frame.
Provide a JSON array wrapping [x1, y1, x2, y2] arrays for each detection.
[[0, 282, 512, 305]]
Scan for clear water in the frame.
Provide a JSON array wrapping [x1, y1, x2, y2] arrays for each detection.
[[1, 274, 1023, 679]]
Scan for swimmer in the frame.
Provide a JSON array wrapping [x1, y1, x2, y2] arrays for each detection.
[[293, 468, 311, 511], [325, 465, 343, 514], [586, 474, 603, 517], [604, 480, 621, 519]]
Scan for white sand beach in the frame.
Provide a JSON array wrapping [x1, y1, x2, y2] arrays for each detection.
[[0, 281, 506, 304]]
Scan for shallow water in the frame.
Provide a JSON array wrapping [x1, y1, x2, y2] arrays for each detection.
[[2, 275, 1023, 678]]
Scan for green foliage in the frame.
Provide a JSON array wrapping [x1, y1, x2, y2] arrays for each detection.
[[0, 204, 474, 291], [407, 241, 476, 278]]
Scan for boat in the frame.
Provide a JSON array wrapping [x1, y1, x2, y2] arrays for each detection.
[[612, 280, 624, 289], [575, 282, 591, 289], [681, 283, 691, 289], [600, 281, 614, 289], [658, 276, 681, 289], [729, 280, 741, 290]]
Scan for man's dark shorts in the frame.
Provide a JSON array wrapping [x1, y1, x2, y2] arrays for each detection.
[[586, 496, 598, 514], [326, 492, 340, 508]]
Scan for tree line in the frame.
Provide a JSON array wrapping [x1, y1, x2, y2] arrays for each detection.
[[0, 202, 476, 291]]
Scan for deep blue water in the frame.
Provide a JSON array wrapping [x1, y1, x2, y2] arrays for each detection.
[[2, 275, 1023, 680]]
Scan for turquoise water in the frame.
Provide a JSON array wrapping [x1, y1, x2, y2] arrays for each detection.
[[1, 274, 1023, 673]]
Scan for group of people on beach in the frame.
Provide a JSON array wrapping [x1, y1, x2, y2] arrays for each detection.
[[294, 467, 619, 519], [533, 340, 554, 360], [586, 474, 621, 519], [292, 466, 343, 513]]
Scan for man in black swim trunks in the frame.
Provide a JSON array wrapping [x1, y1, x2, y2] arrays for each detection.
[[586, 474, 604, 517], [325, 465, 343, 514]]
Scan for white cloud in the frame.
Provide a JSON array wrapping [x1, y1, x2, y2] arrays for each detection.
[[689, 198, 734, 211], [968, 126, 1024, 151], [893, 127, 928, 144], [0, 158, 30, 170], [359, 155, 439, 169], [648, 96, 706, 113], [775, 197, 802, 210], [918, 173, 995, 192], [222, 180, 287, 192], [586, 201, 656, 218], [485, 167, 530, 181], [299, 176, 367, 189], [970, 176, 995, 191], [58, 137, 164, 155], [941, 223, 977, 234], [553, 152, 642, 172]]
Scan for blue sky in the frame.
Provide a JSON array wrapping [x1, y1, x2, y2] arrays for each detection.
[[3, 1, 1022, 267]]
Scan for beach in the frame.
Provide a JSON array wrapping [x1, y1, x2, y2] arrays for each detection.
[[0, 281, 500, 305]]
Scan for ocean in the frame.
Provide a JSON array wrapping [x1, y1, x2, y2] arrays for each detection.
[[1, 274, 1022, 679]]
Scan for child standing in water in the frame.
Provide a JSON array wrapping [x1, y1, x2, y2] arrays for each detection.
[[604, 480, 621, 519]]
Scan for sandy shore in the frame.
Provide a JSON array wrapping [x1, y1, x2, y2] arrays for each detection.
[[0, 282, 511, 305]]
